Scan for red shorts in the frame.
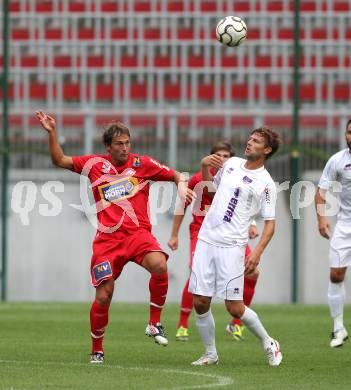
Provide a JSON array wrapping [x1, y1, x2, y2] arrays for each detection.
[[90, 229, 168, 287], [189, 235, 251, 268]]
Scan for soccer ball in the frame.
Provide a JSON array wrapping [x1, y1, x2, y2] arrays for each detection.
[[216, 16, 247, 47]]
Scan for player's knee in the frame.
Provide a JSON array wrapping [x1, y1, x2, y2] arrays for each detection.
[[193, 296, 210, 314], [225, 301, 245, 318], [330, 270, 345, 283], [95, 281, 114, 305], [149, 257, 168, 274]]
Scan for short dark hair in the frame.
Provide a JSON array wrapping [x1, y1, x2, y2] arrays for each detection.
[[251, 127, 281, 159], [103, 121, 130, 146], [346, 119, 351, 130], [210, 140, 235, 156]]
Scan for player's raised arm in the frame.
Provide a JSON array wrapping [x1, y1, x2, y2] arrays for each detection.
[[201, 154, 223, 196], [36, 110, 74, 171], [315, 187, 331, 239]]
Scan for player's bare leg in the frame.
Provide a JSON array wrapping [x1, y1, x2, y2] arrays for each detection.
[[329, 267, 348, 347], [142, 251, 169, 346], [90, 278, 115, 363], [191, 295, 219, 365], [226, 269, 260, 341], [225, 300, 282, 366]]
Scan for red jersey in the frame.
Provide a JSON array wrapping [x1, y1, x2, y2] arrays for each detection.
[[72, 153, 174, 236], [188, 170, 215, 238]]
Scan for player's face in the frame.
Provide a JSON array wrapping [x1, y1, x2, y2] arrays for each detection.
[[106, 134, 131, 165], [214, 150, 231, 163], [346, 124, 351, 150], [245, 133, 272, 161]]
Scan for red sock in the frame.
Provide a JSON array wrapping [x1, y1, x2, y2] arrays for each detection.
[[243, 275, 258, 306], [90, 300, 110, 353], [177, 278, 193, 328], [149, 273, 168, 325], [231, 275, 259, 326]]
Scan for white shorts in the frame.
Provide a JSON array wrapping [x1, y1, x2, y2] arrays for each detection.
[[329, 221, 351, 268], [189, 239, 245, 300]]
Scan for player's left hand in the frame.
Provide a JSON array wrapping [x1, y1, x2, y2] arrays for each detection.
[[244, 252, 260, 275], [248, 224, 259, 239], [178, 182, 196, 204]]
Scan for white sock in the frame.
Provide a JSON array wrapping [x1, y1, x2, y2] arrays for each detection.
[[195, 310, 217, 357], [240, 306, 270, 344], [328, 281, 345, 331]]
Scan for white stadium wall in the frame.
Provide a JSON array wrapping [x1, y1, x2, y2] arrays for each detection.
[[6, 169, 347, 304]]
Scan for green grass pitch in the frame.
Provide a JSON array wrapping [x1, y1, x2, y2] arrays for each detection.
[[0, 303, 350, 390]]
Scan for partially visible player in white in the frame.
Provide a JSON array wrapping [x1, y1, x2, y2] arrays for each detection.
[[315, 119, 351, 348], [189, 127, 282, 367]]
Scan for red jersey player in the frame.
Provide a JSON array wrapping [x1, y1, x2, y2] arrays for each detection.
[[36, 111, 194, 363], [168, 141, 259, 341]]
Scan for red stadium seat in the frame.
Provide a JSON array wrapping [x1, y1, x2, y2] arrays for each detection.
[[167, 1, 184, 12], [200, 1, 217, 12], [311, 28, 327, 40], [334, 84, 350, 101], [154, 55, 172, 67], [29, 83, 47, 100], [87, 55, 105, 68], [45, 28, 62, 40], [333, 1, 349, 11], [197, 83, 215, 101], [9, 1, 20, 12], [164, 82, 181, 100], [234, 2, 251, 12], [36, 1, 54, 12], [322, 55, 339, 68], [232, 84, 249, 100], [130, 82, 147, 100], [255, 55, 272, 68], [134, 1, 151, 12], [221, 55, 238, 67], [69, 1, 86, 12], [144, 28, 161, 40], [63, 83, 81, 100], [177, 28, 194, 40], [53, 55, 72, 67], [11, 28, 30, 40], [188, 54, 205, 67], [96, 83, 114, 101], [110, 28, 128, 40], [267, 1, 284, 12], [21, 55, 39, 68], [120, 55, 138, 67], [78, 28, 95, 40], [101, 1, 119, 12], [265, 84, 283, 102]]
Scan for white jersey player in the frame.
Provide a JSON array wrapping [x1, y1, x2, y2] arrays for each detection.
[[315, 119, 351, 348], [189, 127, 283, 367]]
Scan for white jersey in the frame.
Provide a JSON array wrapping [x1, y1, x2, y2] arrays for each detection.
[[198, 157, 277, 247], [318, 148, 351, 222]]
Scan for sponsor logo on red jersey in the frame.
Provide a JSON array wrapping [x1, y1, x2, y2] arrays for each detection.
[[98, 177, 139, 203]]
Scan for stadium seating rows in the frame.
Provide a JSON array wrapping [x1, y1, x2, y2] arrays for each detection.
[[8, 0, 351, 13]]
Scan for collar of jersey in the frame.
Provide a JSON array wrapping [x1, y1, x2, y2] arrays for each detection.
[[240, 160, 265, 173]]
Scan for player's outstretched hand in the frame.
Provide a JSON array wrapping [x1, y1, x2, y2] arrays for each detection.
[[244, 252, 260, 275], [318, 217, 331, 239], [178, 182, 196, 205], [201, 154, 223, 170], [36, 111, 56, 134], [248, 224, 259, 239], [167, 236, 178, 251]]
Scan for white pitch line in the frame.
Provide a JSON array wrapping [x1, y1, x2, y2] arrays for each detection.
[[0, 360, 234, 390]]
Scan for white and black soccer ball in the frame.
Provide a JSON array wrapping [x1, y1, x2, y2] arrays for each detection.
[[216, 16, 247, 47]]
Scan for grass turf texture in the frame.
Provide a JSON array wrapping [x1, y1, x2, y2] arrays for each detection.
[[0, 303, 350, 390]]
